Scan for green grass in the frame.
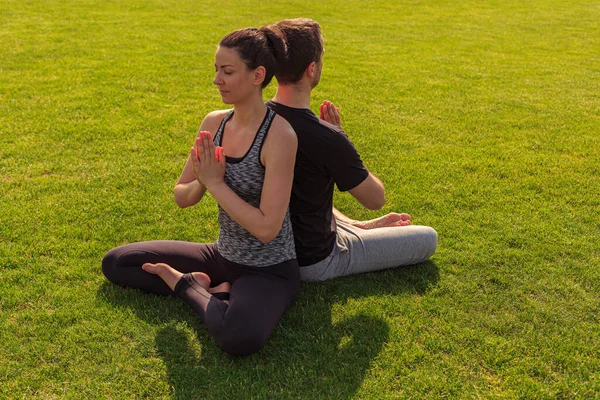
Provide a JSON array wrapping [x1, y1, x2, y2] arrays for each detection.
[[1, 0, 599, 398]]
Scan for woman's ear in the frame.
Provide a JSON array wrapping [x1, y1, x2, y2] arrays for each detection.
[[253, 66, 266, 86]]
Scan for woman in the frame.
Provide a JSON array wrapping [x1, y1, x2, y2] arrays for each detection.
[[102, 26, 299, 356]]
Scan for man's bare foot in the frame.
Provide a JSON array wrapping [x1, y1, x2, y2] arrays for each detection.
[[353, 213, 412, 230], [142, 263, 210, 292]]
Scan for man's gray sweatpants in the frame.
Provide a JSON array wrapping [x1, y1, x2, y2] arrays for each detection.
[[300, 220, 438, 282]]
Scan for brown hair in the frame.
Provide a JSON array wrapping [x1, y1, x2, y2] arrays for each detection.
[[274, 18, 323, 84], [219, 26, 286, 88]]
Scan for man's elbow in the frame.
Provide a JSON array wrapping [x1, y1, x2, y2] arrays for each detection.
[[351, 177, 386, 210], [363, 195, 385, 210], [362, 188, 386, 210]]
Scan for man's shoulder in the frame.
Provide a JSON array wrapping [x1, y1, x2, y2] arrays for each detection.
[[318, 118, 345, 135], [268, 101, 344, 139]]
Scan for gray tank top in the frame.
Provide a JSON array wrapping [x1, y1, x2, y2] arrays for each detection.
[[213, 108, 296, 267]]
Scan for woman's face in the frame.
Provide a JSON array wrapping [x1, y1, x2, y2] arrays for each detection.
[[213, 46, 259, 104]]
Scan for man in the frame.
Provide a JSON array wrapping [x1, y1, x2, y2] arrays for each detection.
[[266, 18, 438, 282]]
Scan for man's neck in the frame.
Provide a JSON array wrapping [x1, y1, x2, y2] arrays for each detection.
[[272, 82, 312, 109]]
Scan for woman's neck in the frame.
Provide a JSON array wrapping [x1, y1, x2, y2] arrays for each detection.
[[231, 93, 268, 128]]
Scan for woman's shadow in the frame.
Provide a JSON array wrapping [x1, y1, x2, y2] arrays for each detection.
[[97, 260, 439, 399]]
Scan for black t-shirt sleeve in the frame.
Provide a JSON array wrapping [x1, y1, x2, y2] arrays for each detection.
[[324, 130, 369, 192]]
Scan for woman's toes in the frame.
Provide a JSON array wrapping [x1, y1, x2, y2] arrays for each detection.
[[142, 263, 160, 274]]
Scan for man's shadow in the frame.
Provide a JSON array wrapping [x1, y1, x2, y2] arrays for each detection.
[[97, 260, 439, 399]]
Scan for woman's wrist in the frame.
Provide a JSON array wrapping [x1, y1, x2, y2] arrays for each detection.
[[205, 179, 227, 195]]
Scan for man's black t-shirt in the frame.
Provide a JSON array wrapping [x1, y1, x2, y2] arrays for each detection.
[[266, 101, 369, 266]]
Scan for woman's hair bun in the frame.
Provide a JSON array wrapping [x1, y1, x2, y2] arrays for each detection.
[[259, 25, 287, 66]]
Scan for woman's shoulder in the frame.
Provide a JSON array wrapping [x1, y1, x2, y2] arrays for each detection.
[[269, 114, 297, 142], [262, 114, 297, 159], [200, 109, 233, 131], [206, 109, 233, 118], [204, 109, 233, 123]]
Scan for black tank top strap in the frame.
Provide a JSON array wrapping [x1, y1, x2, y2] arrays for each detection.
[[257, 108, 276, 167], [214, 110, 235, 146]]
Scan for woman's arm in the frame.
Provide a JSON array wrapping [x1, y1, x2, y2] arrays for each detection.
[[194, 117, 297, 243], [173, 162, 207, 208], [173, 111, 226, 208]]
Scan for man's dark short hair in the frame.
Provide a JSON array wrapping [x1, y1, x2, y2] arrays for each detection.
[[275, 18, 323, 84]]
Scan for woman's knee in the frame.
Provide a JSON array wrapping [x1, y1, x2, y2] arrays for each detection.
[[101, 244, 151, 282], [215, 324, 270, 357], [101, 248, 119, 282], [101, 246, 131, 284]]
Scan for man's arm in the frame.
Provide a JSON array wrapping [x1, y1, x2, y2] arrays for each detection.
[[321, 101, 411, 228], [320, 101, 386, 209], [347, 172, 386, 210]]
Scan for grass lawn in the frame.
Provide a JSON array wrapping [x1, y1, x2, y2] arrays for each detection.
[[1, 0, 599, 398]]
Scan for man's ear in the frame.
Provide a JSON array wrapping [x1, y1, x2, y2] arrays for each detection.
[[306, 61, 317, 78], [253, 66, 266, 86]]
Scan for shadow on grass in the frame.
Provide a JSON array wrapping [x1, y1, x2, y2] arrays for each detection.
[[97, 260, 439, 399]]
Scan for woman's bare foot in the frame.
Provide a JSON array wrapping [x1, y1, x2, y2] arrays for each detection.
[[209, 281, 231, 294], [353, 213, 412, 230], [188, 272, 211, 291], [142, 263, 211, 292], [142, 263, 183, 291]]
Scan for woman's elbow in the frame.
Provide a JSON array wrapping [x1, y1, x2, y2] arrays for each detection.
[[175, 199, 188, 208], [173, 192, 187, 208], [174, 185, 200, 208], [256, 231, 277, 244], [255, 225, 281, 244], [174, 191, 192, 208]]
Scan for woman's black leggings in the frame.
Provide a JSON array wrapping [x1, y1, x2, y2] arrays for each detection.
[[102, 240, 300, 356]]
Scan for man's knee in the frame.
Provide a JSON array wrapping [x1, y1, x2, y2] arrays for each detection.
[[420, 226, 438, 260]]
